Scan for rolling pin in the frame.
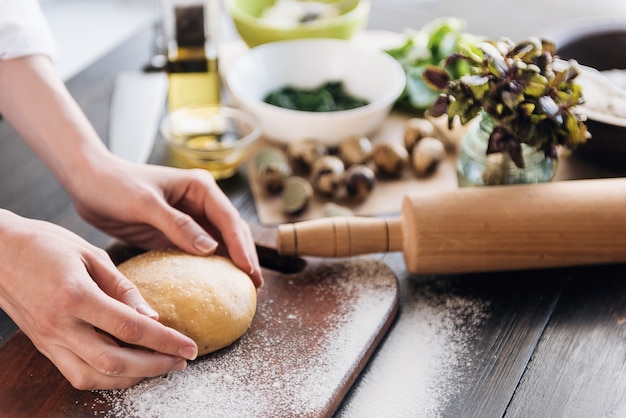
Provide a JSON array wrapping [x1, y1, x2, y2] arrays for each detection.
[[277, 178, 626, 274]]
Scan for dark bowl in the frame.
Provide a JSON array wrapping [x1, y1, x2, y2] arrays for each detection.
[[540, 17, 626, 169]]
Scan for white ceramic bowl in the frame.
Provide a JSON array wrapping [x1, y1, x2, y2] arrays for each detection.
[[226, 38, 406, 146]]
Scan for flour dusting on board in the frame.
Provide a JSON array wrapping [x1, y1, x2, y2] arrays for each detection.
[[337, 277, 489, 417], [91, 259, 398, 417]]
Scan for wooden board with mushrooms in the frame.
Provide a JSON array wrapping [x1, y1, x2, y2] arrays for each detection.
[[248, 111, 467, 225]]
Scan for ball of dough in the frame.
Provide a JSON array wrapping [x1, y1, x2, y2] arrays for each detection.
[[117, 249, 257, 356]]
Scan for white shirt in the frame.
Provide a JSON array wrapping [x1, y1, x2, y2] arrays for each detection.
[[0, 0, 57, 60]]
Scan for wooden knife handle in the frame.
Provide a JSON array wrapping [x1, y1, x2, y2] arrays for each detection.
[[277, 217, 403, 258]]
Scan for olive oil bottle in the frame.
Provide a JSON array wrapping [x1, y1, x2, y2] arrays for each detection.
[[161, 0, 221, 112]]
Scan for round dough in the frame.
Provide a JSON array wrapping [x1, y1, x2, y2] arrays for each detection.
[[117, 249, 257, 356]]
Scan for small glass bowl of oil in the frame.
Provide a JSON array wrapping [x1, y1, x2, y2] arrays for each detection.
[[161, 105, 261, 179]]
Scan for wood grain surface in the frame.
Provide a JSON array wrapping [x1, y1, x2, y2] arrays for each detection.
[[506, 264, 626, 418]]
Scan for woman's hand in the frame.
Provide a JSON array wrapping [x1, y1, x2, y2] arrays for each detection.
[[0, 55, 262, 287], [0, 210, 199, 390], [67, 157, 263, 288]]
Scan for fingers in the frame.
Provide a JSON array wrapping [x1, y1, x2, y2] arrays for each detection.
[[57, 281, 199, 389], [48, 329, 188, 390], [148, 168, 263, 287], [191, 172, 263, 287], [51, 345, 143, 390], [44, 248, 196, 390], [83, 251, 198, 359], [151, 203, 219, 256], [95, 303, 198, 361], [83, 282, 198, 362], [88, 249, 160, 320], [174, 204, 263, 288], [220, 217, 263, 288]]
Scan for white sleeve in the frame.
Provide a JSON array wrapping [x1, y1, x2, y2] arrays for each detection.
[[0, 0, 58, 60]]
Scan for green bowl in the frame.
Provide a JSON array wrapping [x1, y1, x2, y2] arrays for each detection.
[[226, 0, 370, 48]]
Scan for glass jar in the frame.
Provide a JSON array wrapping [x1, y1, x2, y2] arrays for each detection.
[[456, 112, 557, 187]]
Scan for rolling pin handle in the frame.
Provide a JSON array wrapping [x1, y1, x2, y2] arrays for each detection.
[[277, 217, 404, 258]]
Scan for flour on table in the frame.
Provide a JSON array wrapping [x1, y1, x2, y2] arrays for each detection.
[[337, 277, 489, 418]]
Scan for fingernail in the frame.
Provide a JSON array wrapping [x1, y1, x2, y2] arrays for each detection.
[[137, 304, 159, 319], [194, 235, 218, 253], [174, 358, 187, 372], [179, 345, 198, 361], [246, 249, 256, 276]]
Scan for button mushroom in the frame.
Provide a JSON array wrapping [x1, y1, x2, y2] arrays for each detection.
[[411, 137, 446, 177], [339, 136, 372, 166], [404, 118, 436, 152], [255, 147, 292, 193], [345, 164, 376, 201], [372, 142, 409, 177], [286, 138, 328, 172], [310, 155, 345, 196]]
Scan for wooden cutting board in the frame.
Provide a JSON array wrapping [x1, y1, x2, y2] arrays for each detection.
[[0, 254, 398, 417], [247, 114, 464, 226]]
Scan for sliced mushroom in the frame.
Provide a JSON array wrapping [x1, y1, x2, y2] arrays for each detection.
[[282, 176, 313, 214], [322, 202, 355, 217]]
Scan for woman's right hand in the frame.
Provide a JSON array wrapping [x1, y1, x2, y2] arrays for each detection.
[[0, 209, 198, 390]]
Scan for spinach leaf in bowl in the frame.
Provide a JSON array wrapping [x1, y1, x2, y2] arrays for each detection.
[[264, 81, 369, 112]]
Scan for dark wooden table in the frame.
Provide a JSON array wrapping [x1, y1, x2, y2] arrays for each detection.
[[1, 23, 625, 418]]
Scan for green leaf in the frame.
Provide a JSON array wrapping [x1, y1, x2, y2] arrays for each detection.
[[429, 95, 449, 118], [510, 38, 542, 61], [524, 73, 549, 97], [383, 18, 481, 111], [501, 90, 524, 110], [519, 102, 535, 116], [465, 77, 489, 100], [389, 21, 589, 162], [422, 65, 451, 90], [538, 96, 562, 124], [406, 67, 441, 108]]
